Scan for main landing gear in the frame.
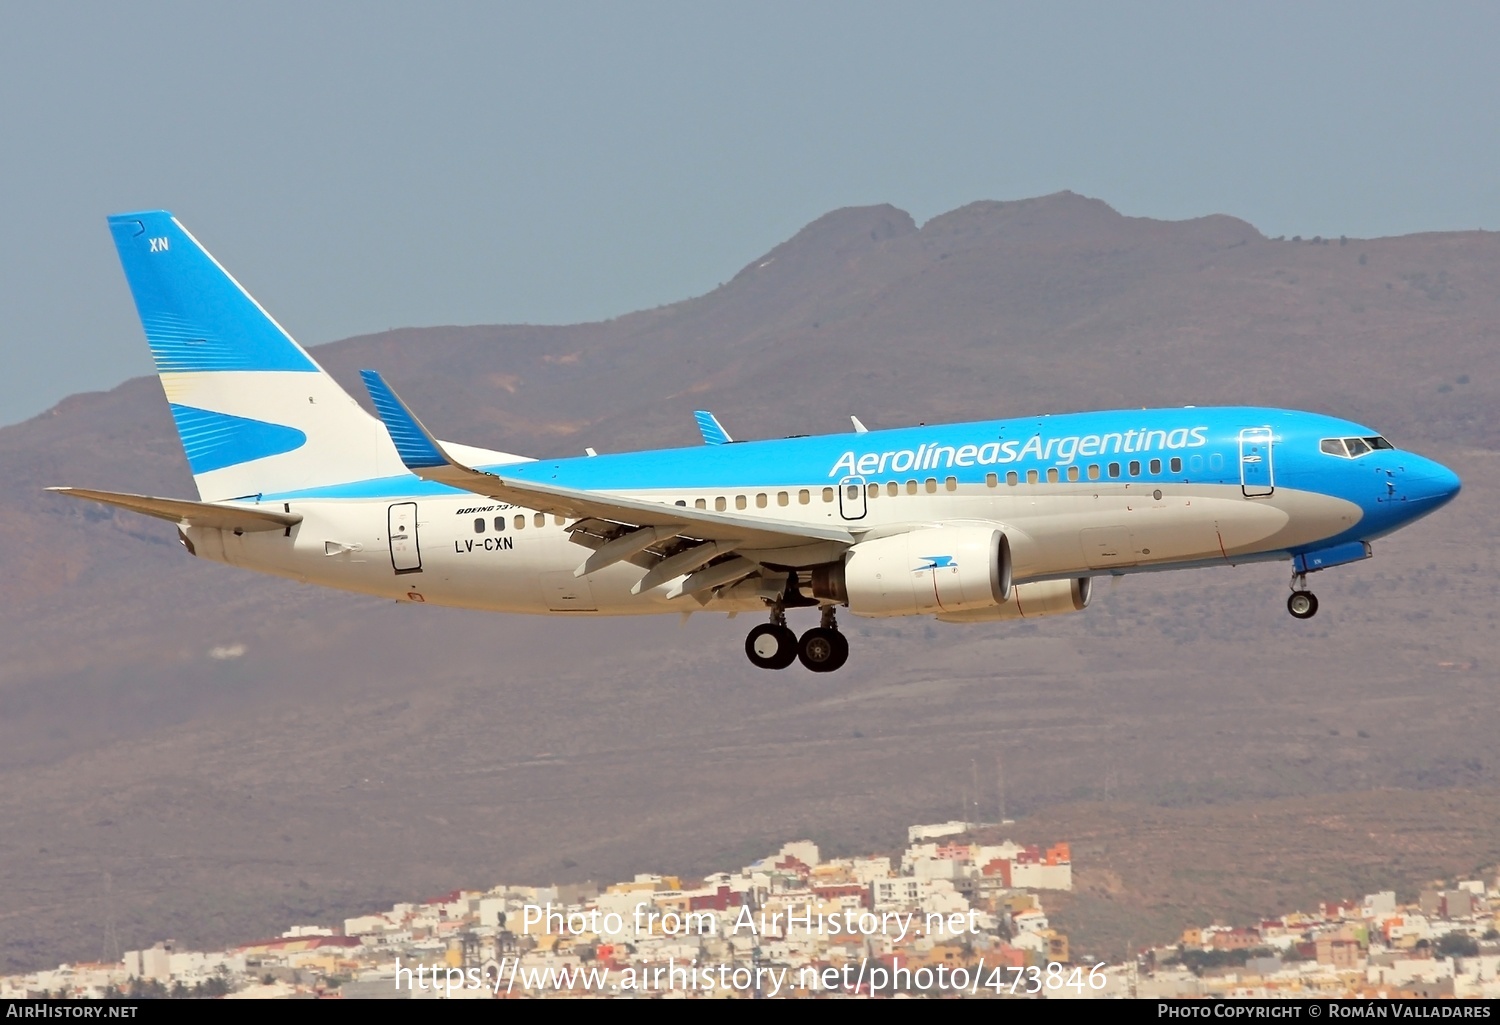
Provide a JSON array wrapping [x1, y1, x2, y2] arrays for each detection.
[[745, 605, 849, 673], [1287, 572, 1319, 620]]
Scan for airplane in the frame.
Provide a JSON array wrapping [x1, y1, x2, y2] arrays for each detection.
[[52, 210, 1463, 674]]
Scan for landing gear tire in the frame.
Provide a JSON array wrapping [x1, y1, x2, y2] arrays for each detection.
[[797, 627, 849, 673], [745, 623, 798, 670], [1287, 591, 1319, 619]]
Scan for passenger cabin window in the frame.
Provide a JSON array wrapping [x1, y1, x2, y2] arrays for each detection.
[[1046, 468, 1059, 484], [534, 513, 545, 527], [474, 518, 485, 533], [1066, 466, 1079, 482], [735, 495, 747, 510], [1129, 460, 1141, 476], [1006, 471, 1018, 486], [695, 498, 706, 510], [798, 489, 810, 505], [822, 487, 835, 503], [1170, 457, 1182, 473], [945, 476, 957, 491], [1149, 458, 1162, 474], [867, 483, 879, 499], [777, 492, 789, 507], [887, 481, 899, 497], [1026, 469, 1039, 484], [1087, 464, 1100, 480], [1108, 462, 1120, 478], [755, 493, 767, 508], [906, 480, 918, 495], [925, 478, 938, 493], [514, 515, 525, 530], [986, 473, 998, 488], [715, 497, 727, 511]]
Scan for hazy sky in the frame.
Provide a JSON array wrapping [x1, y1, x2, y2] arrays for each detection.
[[2, 2, 1496, 426]]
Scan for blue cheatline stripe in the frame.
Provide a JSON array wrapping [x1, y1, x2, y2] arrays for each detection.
[[168, 404, 308, 474], [359, 370, 447, 469], [107, 211, 317, 374], [694, 410, 731, 445]]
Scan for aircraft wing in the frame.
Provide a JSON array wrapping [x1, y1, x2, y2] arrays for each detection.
[[48, 487, 302, 532], [360, 371, 855, 551]]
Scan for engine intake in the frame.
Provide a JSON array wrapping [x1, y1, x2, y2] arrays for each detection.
[[811, 526, 1011, 617]]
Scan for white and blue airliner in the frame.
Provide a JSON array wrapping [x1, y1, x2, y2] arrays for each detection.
[[54, 211, 1462, 673]]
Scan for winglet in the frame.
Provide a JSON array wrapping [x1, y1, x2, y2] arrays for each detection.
[[359, 370, 450, 470], [850, 415, 869, 434], [694, 410, 733, 446]]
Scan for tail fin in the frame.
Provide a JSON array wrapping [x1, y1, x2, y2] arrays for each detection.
[[107, 211, 408, 501]]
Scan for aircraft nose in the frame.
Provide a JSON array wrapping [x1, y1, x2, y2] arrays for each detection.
[[1410, 457, 1462, 507]]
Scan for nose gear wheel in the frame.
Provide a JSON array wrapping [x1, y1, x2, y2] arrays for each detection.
[[1287, 591, 1319, 619], [1286, 572, 1318, 619]]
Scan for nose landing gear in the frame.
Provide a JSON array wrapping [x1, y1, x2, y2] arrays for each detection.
[[1287, 572, 1319, 620], [744, 605, 849, 671]]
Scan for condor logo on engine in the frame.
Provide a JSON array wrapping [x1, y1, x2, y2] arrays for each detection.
[[815, 526, 1009, 618]]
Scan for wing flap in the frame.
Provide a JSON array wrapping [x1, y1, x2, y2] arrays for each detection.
[[48, 487, 302, 532]]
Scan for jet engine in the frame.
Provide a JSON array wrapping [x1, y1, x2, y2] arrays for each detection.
[[810, 526, 1011, 617], [935, 577, 1092, 623]]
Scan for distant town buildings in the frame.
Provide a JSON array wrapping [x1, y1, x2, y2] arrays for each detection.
[[1139, 880, 1500, 999], [0, 820, 1077, 999], [4, 823, 1497, 999]]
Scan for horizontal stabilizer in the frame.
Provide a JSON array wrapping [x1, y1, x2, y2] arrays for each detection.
[[48, 487, 302, 532]]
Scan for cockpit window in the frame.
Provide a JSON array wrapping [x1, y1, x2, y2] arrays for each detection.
[[1320, 435, 1395, 458]]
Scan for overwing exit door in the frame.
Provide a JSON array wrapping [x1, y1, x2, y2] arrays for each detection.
[[838, 476, 868, 520]]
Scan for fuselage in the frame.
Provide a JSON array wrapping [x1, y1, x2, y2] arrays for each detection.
[[185, 405, 1461, 616]]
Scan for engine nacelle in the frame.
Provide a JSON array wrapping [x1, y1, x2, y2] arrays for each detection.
[[935, 577, 1092, 623], [811, 526, 1011, 617]]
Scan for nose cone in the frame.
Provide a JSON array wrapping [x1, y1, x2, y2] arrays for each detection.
[[1409, 457, 1462, 508]]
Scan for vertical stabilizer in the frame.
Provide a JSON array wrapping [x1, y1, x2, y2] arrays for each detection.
[[107, 211, 408, 500]]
